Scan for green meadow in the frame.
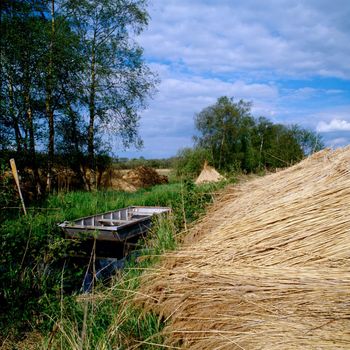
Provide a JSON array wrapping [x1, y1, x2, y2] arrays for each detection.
[[1, 181, 227, 348]]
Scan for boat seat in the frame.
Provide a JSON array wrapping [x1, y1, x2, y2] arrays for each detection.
[[98, 219, 131, 225]]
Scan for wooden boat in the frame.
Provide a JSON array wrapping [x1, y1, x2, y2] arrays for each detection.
[[58, 206, 171, 242]]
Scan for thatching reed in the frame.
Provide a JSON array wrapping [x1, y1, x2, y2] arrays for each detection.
[[195, 161, 225, 185], [136, 147, 350, 349]]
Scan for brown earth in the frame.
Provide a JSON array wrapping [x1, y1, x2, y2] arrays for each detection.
[[100, 166, 168, 192], [122, 166, 168, 189], [4, 165, 169, 199]]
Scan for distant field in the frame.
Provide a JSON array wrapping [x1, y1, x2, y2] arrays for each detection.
[[119, 168, 172, 176], [156, 168, 171, 176]]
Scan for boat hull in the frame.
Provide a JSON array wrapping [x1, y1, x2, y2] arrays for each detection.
[[58, 206, 170, 242]]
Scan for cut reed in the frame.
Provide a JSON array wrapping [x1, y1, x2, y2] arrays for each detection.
[[136, 147, 350, 349]]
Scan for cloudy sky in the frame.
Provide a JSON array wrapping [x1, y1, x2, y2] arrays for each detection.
[[118, 0, 350, 159]]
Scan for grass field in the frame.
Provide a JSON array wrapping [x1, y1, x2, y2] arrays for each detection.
[[0, 180, 228, 349]]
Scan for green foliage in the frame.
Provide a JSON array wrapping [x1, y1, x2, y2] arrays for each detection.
[[173, 147, 213, 178], [0, 181, 225, 343], [0, 0, 157, 193], [195, 96, 253, 170], [114, 156, 174, 170], [0, 162, 16, 213], [44, 218, 177, 349], [67, 0, 158, 165], [289, 124, 325, 155], [45, 191, 227, 349], [194, 96, 324, 172], [0, 211, 69, 335]]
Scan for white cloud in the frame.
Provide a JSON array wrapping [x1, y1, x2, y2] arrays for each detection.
[[329, 137, 349, 147], [141, 0, 350, 79], [317, 119, 350, 132], [119, 1, 350, 158], [120, 68, 279, 157], [139, 66, 279, 138]]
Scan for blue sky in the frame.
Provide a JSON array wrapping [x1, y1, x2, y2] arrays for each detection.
[[118, 0, 350, 159]]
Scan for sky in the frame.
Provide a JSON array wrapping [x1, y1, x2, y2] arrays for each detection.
[[118, 0, 350, 159]]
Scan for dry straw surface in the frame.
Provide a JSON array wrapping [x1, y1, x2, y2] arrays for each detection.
[[137, 147, 350, 349], [195, 162, 225, 185]]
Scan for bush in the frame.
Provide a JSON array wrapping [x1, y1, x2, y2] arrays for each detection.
[[0, 162, 17, 216], [173, 147, 213, 179]]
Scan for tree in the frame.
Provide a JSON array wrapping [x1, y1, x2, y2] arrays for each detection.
[[1, 0, 83, 194], [41, 0, 83, 191], [69, 0, 157, 187], [289, 124, 324, 155], [194, 96, 324, 172], [194, 96, 255, 170], [0, 1, 49, 194], [174, 147, 213, 178], [1, 0, 155, 193]]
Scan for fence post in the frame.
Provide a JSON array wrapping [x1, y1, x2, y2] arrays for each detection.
[[10, 158, 27, 215]]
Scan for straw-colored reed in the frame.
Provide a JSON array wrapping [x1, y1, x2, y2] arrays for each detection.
[[195, 162, 225, 185], [137, 147, 350, 349]]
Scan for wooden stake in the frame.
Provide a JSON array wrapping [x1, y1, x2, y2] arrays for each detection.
[[10, 158, 27, 215]]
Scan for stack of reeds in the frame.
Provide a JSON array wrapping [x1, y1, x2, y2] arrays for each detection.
[[137, 147, 350, 349], [195, 161, 225, 185]]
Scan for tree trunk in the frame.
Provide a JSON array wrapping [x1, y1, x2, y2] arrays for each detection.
[[87, 35, 96, 190], [67, 104, 86, 189], [218, 129, 226, 170], [46, 99, 54, 192], [88, 46, 96, 167], [9, 76, 23, 152], [259, 135, 264, 169], [23, 127, 29, 153], [12, 117, 23, 153], [25, 91, 42, 197], [46, 0, 55, 193]]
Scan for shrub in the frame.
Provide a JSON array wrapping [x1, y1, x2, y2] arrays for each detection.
[[173, 147, 213, 179]]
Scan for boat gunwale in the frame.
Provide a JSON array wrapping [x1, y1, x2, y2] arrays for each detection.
[[58, 206, 171, 230]]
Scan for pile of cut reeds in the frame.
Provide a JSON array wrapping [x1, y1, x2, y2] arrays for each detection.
[[195, 161, 225, 185], [136, 147, 350, 349]]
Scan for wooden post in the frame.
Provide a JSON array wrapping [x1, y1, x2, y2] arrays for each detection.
[[10, 158, 27, 215]]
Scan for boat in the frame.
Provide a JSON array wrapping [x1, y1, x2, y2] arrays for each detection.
[[58, 206, 171, 242]]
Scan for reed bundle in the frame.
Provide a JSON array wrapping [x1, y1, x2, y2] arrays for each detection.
[[137, 147, 350, 349], [195, 161, 225, 185]]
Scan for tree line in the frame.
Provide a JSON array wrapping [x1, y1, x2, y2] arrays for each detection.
[[175, 96, 323, 177], [0, 0, 156, 194]]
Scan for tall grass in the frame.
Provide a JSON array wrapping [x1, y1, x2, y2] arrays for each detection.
[[43, 218, 177, 350], [0, 180, 228, 347]]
